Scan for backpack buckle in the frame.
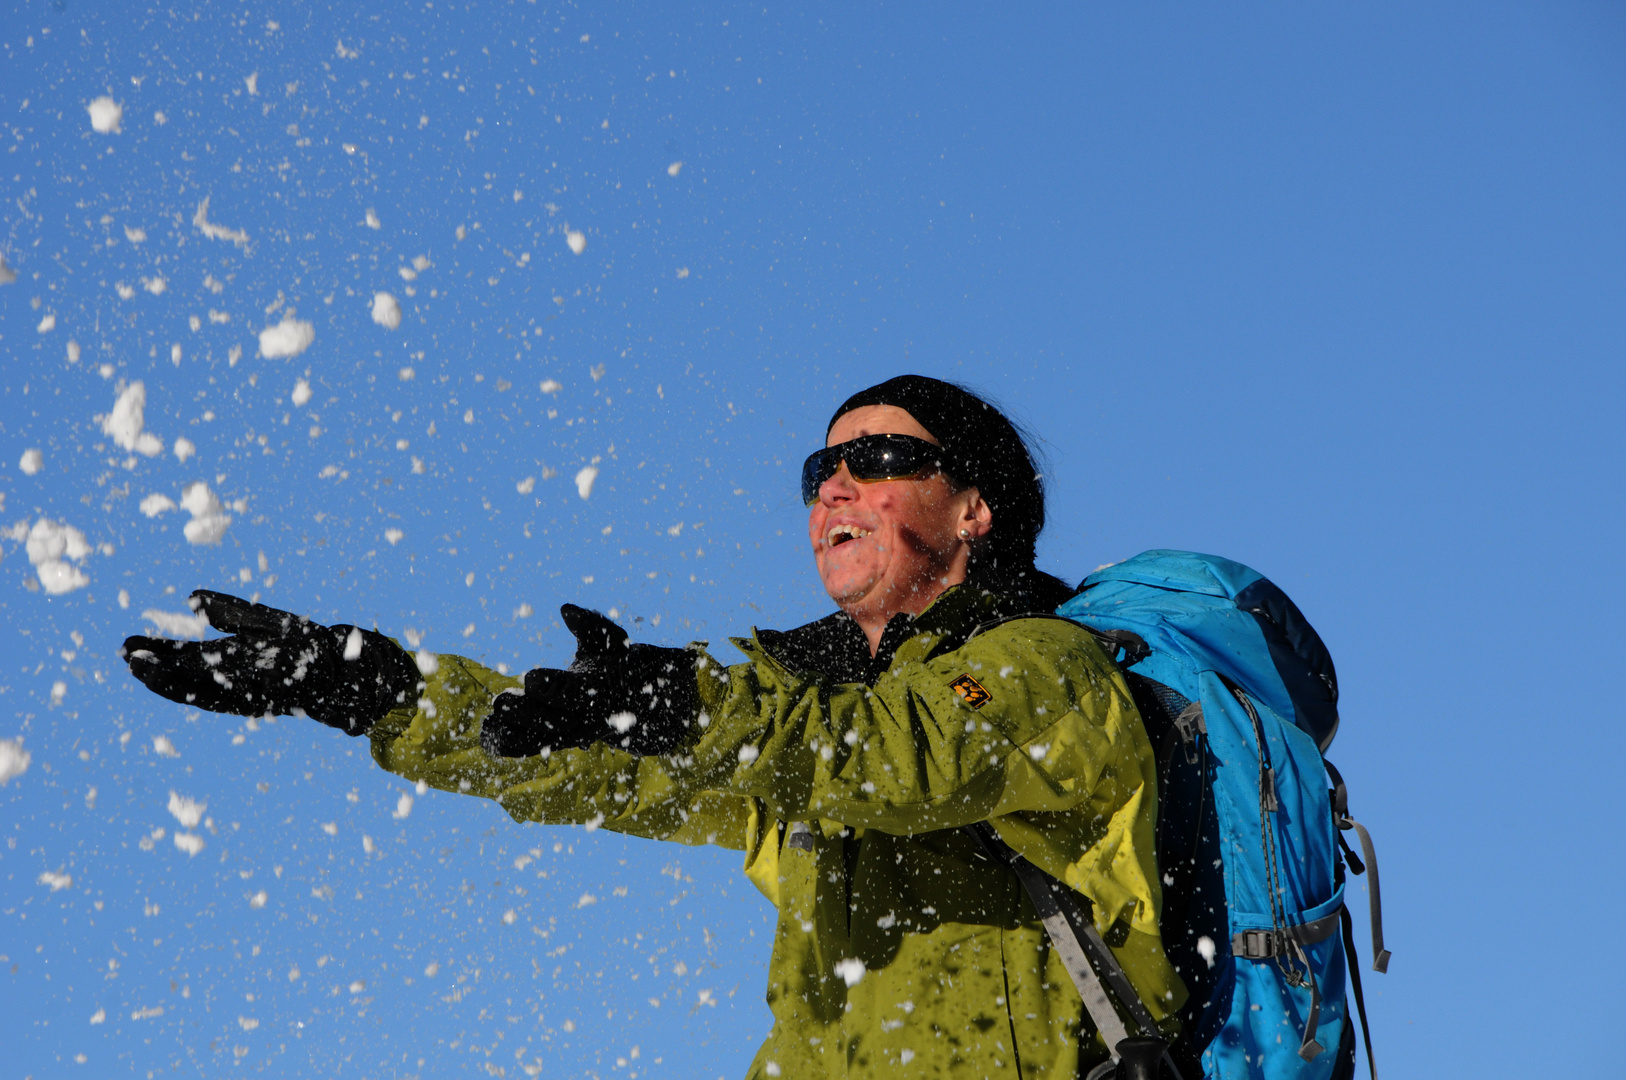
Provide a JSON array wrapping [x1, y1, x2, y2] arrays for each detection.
[[1231, 928, 1285, 960], [1172, 702, 1205, 765]]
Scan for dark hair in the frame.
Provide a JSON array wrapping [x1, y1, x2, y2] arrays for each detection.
[[828, 374, 1074, 609]]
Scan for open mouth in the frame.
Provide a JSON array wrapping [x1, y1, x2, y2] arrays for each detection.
[[827, 524, 871, 548]]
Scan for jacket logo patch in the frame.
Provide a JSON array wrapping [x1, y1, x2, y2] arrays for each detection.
[[950, 674, 991, 710]]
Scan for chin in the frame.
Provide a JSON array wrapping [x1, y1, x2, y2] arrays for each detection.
[[819, 565, 881, 607]]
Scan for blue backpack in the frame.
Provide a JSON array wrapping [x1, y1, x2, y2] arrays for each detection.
[[1051, 551, 1389, 1079]]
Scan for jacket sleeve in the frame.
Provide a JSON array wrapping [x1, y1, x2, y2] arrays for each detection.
[[366, 651, 754, 851]]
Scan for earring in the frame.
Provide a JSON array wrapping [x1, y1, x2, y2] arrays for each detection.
[[958, 528, 970, 539]]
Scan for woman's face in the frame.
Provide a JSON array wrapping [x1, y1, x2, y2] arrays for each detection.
[[808, 405, 991, 623]]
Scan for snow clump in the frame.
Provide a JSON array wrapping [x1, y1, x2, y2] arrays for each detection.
[[574, 465, 599, 499], [87, 96, 123, 133], [834, 958, 867, 987], [259, 315, 315, 359], [20, 517, 93, 594], [18, 449, 42, 475], [167, 791, 205, 827], [37, 313, 56, 333], [139, 493, 177, 518], [100, 382, 164, 456], [565, 229, 587, 255], [38, 869, 73, 891], [142, 608, 209, 639], [174, 832, 206, 856], [173, 438, 196, 463], [291, 378, 312, 406], [180, 482, 231, 545], [0, 737, 31, 785], [371, 291, 402, 330]]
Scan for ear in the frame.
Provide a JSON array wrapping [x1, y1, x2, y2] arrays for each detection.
[[958, 488, 994, 540]]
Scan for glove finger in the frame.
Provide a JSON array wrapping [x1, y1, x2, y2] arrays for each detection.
[[190, 590, 302, 637], [559, 603, 627, 660], [122, 635, 250, 713]]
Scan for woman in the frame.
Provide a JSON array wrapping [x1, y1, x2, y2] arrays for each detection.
[[124, 375, 1186, 1078]]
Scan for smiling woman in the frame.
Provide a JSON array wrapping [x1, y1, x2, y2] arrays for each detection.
[[122, 375, 1185, 1079]]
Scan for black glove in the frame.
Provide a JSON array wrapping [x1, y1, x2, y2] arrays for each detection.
[[121, 591, 421, 735], [480, 604, 697, 758]]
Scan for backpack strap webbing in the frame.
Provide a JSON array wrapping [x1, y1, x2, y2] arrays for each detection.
[[1340, 903, 1380, 1080], [1325, 761, 1392, 973], [964, 821, 1181, 1078]]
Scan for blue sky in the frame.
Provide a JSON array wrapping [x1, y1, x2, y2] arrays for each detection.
[[2, 3, 1622, 1077]]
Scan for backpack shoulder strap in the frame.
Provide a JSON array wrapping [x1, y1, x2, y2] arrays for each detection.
[[963, 821, 1182, 1078]]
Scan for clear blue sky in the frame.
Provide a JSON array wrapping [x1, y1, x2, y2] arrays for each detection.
[[3, 3, 1622, 1076]]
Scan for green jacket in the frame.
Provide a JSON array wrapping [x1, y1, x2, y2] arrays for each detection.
[[368, 584, 1186, 1078]]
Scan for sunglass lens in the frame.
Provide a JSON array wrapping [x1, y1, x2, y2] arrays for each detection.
[[801, 448, 835, 504]]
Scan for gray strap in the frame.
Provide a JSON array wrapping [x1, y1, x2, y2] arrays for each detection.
[[1345, 816, 1391, 973], [965, 822, 1163, 1059], [1231, 908, 1341, 1062], [1291, 939, 1325, 1062], [1229, 907, 1342, 959]]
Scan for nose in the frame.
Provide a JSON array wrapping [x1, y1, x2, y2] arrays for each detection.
[[818, 461, 857, 506]]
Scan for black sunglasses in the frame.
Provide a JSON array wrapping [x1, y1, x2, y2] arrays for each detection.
[[800, 434, 955, 504]]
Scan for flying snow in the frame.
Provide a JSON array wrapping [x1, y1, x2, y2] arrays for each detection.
[[167, 791, 206, 828], [834, 958, 867, 987], [193, 197, 250, 248], [179, 482, 232, 545], [173, 833, 206, 856], [17, 518, 94, 594], [87, 96, 123, 134], [575, 465, 599, 499], [173, 437, 196, 463], [291, 378, 313, 406], [0, 737, 30, 785], [142, 608, 210, 639], [38, 870, 73, 891], [18, 449, 42, 475], [371, 291, 402, 330], [100, 382, 164, 456], [565, 229, 587, 255], [37, 313, 56, 333], [139, 494, 177, 517], [0, 253, 15, 284], [259, 315, 315, 359]]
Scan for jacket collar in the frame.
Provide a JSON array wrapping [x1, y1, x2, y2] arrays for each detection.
[[745, 581, 1036, 686]]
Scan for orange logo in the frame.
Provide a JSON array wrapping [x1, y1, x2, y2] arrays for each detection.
[[950, 674, 991, 710]]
